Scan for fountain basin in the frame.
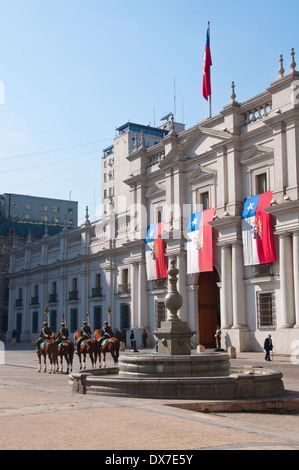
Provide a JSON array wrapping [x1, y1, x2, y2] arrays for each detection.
[[69, 355, 285, 400], [118, 352, 230, 378]]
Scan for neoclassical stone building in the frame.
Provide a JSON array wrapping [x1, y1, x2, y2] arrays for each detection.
[[8, 51, 299, 353]]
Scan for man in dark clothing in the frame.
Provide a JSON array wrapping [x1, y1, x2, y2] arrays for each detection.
[[36, 321, 52, 351], [264, 334, 273, 361], [56, 322, 69, 344], [76, 320, 92, 353]]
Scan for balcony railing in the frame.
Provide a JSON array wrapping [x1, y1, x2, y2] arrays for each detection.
[[30, 296, 39, 305], [68, 291, 79, 301], [15, 299, 23, 307], [91, 287, 103, 298], [49, 293, 58, 303], [118, 283, 131, 295]]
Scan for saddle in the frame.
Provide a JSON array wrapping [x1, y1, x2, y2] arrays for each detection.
[[100, 338, 109, 347]]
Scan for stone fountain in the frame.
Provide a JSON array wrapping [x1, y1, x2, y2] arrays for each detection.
[[69, 258, 285, 400]]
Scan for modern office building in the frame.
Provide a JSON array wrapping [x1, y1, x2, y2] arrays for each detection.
[[0, 193, 78, 227]]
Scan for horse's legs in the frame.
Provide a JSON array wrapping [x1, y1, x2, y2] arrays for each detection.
[[60, 355, 63, 373], [43, 354, 47, 373], [37, 352, 41, 372], [78, 352, 82, 370], [103, 351, 106, 368]]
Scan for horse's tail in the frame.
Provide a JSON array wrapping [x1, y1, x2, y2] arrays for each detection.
[[115, 339, 120, 361]]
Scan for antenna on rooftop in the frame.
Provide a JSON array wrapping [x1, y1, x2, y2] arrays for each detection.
[[174, 77, 176, 120], [160, 112, 172, 122]]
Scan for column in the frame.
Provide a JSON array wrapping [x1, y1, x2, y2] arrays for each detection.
[[231, 242, 247, 328], [130, 263, 138, 329], [177, 251, 188, 322], [220, 244, 233, 328], [279, 233, 295, 328], [293, 232, 299, 327], [138, 259, 148, 328]]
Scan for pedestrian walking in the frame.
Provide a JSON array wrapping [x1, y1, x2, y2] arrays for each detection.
[[264, 334, 273, 361]]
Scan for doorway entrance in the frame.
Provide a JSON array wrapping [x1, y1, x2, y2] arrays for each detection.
[[198, 270, 220, 348]]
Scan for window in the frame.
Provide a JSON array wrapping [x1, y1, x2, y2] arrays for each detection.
[[256, 173, 267, 194], [50, 310, 57, 332], [13, 202, 19, 208], [32, 311, 39, 333], [40, 215, 48, 222], [104, 189, 107, 199], [94, 306, 102, 330], [155, 300, 166, 329], [120, 303, 130, 330], [52, 206, 59, 213], [104, 173, 107, 182], [70, 308, 78, 332], [257, 291, 276, 329], [109, 170, 114, 180], [25, 214, 31, 220], [201, 192, 209, 210], [40, 205, 48, 212], [109, 187, 114, 197], [25, 203, 31, 210]]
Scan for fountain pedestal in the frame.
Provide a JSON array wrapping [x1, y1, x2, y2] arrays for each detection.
[[153, 258, 195, 356]]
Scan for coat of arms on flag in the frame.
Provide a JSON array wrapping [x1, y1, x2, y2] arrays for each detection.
[[186, 208, 215, 274], [241, 191, 276, 266], [145, 222, 168, 280]]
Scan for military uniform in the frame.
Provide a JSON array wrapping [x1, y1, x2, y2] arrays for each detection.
[[76, 321, 92, 352], [101, 321, 112, 337], [36, 322, 52, 350], [56, 323, 69, 343]]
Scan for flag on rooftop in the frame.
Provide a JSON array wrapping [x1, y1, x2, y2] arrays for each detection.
[[202, 22, 212, 102]]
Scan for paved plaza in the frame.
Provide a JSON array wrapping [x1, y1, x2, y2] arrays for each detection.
[[1, 342, 299, 452]]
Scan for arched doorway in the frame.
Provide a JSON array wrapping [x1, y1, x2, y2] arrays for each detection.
[[198, 269, 220, 348]]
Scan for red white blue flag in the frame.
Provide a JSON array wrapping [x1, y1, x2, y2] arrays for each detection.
[[241, 191, 276, 266], [202, 24, 212, 101], [145, 222, 168, 280], [186, 208, 215, 274]]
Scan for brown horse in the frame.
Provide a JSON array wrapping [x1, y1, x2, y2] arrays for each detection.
[[36, 339, 58, 373], [74, 331, 98, 370], [56, 340, 74, 374], [94, 330, 120, 368]]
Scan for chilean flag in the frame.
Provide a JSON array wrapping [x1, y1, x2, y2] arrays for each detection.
[[145, 222, 168, 280], [241, 191, 276, 266], [186, 208, 215, 274], [202, 24, 212, 101]]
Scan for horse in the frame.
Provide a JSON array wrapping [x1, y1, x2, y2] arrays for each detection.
[[74, 331, 98, 370], [94, 330, 120, 368], [36, 339, 58, 373], [56, 339, 74, 374]]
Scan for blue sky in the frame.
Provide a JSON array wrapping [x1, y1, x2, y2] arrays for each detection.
[[0, 0, 298, 224]]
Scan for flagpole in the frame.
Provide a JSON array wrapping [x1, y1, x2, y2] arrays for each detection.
[[208, 21, 212, 118]]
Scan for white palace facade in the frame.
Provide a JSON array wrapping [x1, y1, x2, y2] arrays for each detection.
[[7, 52, 299, 354]]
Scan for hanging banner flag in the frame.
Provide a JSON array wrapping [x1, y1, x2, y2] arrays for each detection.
[[202, 22, 212, 102], [187, 208, 216, 274], [241, 191, 276, 266], [145, 222, 168, 280]]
